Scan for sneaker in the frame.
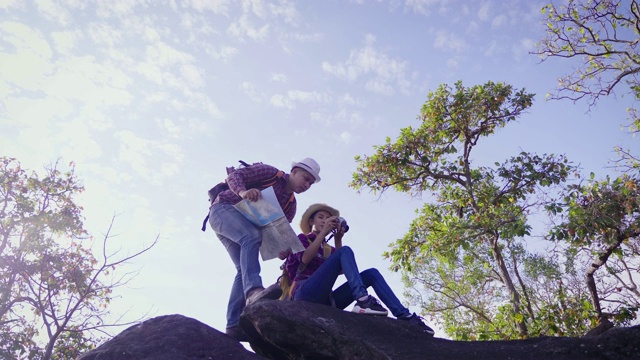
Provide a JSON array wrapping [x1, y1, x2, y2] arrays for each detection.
[[225, 326, 249, 342], [399, 313, 435, 337], [246, 284, 283, 306], [351, 295, 389, 316]]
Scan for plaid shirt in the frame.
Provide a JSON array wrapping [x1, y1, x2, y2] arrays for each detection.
[[213, 163, 297, 223], [285, 233, 335, 283]]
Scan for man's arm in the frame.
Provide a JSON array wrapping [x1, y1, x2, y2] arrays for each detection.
[[226, 163, 279, 201]]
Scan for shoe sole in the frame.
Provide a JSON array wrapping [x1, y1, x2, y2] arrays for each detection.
[[246, 284, 283, 306], [352, 307, 389, 316]]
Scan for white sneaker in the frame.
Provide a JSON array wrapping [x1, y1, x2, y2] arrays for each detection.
[[351, 295, 388, 316]]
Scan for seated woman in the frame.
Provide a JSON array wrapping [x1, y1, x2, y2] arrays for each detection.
[[280, 203, 434, 336]]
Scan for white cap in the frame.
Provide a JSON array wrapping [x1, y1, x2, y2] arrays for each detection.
[[291, 157, 321, 183]]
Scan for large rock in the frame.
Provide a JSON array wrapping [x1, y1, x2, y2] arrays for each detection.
[[78, 301, 640, 360], [240, 300, 640, 360], [77, 314, 262, 360]]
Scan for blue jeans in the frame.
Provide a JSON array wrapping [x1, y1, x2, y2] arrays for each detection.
[[209, 203, 263, 328], [292, 246, 411, 318]]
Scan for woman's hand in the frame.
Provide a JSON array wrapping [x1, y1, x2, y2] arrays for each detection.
[[320, 216, 338, 235], [239, 188, 261, 202], [334, 224, 346, 241]]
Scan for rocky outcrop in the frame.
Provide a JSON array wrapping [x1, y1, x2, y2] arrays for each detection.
[[78, 300, 640, 360], [76, 315, 261, 360], [241, 300, 640, 360]]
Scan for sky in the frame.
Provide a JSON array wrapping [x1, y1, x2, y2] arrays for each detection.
[[1, 0, 639, 342]]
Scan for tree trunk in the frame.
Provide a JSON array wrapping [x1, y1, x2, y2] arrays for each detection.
[[491, 234, 528, 336], [585, 235, 624, 322]]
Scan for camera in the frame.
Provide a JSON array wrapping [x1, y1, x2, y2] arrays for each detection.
[[335, 216, 349, 232]]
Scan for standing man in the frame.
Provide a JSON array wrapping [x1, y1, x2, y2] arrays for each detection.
[[208, 158, 321, 342]]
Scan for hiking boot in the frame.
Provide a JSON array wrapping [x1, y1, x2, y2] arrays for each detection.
[[400, 313, 435, 337], [225, 326, 249, 342], [351, 295, 388, 316], [246, 284, 283, 306]]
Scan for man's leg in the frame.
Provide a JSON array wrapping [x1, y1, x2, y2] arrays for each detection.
[[217, 234, 245, 328], [210, 203, 263, 295]]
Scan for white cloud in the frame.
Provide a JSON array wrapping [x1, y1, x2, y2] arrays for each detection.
[[270, 73, 287, 82], [181, 64, 204, 88], [42, 57, 133, 106], [269, 89, 329, 109], [205, 45, 239, 61], [492, 14, 507, 28], [477, 1, 490, 22], [35, 0, 73, 25], [240, 81, 263, 102], [87, 24, 123, 48], [145, 42, 194, 68], [266, 0, 299, 25], [0, 0, 22, 10], [57, 119, 103, 162], [338, 93, 362, 107], [286, 32, 324, 42], [446, 57, 459, 69], [50, 31, 80, 56], [405, 0, 449, 16], [322, 34, 411, 95], [0, 21, 53, 91], [227, 14, 269, 41], [157, 118, 182, 139], [269, 94, 293, 109], [433, 30, 468, 53], [143, 26, 162, 42], [483, 40, 500, 57], [186, 0, 230, 14], [116, 130, 152, 178], [95, 0, 141, 18], [512, 38, 535, 59], [340, 131, 352, 144]]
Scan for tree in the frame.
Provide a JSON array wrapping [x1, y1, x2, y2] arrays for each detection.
[[350, 81, 588, 339], [535, 0, 640, 131], [536, 0, 640, 328], [0, 157, 157, 359], [547, 173, 640, 326]]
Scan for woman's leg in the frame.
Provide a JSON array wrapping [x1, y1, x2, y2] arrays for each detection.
[[293, 246, 368, 304], [333, 268, 410, 318]]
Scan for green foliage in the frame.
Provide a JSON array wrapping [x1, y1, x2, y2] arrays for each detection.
[[547, 173, 640, 323], [549, 175, 640, 246], [536, 0, 640, 131], [353, 81, 588, 339]]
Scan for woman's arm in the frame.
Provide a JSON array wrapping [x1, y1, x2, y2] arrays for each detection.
[[301, 217, 337, 264], [334, 227, 345, 250]]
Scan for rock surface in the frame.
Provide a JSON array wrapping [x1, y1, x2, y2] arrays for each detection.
[[77, 314, 261, 360], [78, 300, 640, 360], [241, 300, 640, 360]]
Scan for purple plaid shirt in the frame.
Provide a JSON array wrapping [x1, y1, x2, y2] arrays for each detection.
[[285, 233, 335, 283], [213, 163, 297, 223]]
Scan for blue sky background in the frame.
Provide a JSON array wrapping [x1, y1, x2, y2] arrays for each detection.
[[1, 0, 638, 340]]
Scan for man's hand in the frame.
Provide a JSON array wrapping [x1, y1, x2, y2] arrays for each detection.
[[239, 188, 261, 202], [278, 249, 292, 260]]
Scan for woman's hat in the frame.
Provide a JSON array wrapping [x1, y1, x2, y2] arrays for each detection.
[[291, 157, 321, 183], [300, 203, 340, 234]]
